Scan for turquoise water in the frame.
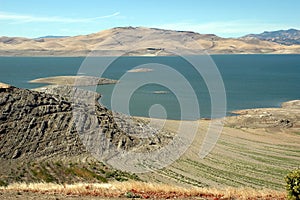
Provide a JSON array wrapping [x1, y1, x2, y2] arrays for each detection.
[[0, 55, 299, 119]]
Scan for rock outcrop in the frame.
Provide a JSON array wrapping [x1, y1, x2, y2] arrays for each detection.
[[0, 84, 172, 184], [1, 83, 173, 161], [34, 85, 173, 153], [0, 85, 141, 160]]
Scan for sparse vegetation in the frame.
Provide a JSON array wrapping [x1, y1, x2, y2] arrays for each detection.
[[1, 159, 140, 185], [286, 168, 300, 200], [125, 191, 141, 198], [65, 165, 107, 182], [30, 164, 56, 183]]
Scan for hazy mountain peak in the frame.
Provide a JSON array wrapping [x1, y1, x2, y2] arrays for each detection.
[[243, 28, 300, 45], [35, 35, 69, 39]]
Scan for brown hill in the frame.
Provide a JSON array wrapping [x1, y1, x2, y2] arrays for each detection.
[[1, 26, 300, 56]]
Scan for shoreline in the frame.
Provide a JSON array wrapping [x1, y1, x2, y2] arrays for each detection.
[[3, 80, 298, 123], [1, 53, 300, 57], [132, 99, 300, 134], [131, 99, 300, 121]]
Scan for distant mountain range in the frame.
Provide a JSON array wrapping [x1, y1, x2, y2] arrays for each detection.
[[35, 35, 69, 39], [0, 27, 300, 56], [242, 29, 300, 45]]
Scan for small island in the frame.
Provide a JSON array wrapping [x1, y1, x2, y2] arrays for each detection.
[[153, 90, 169, 94], [29, 75, 118, 86], [127, 68, 153, 73]]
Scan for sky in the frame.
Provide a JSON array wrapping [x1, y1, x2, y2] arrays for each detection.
[[0, 0, 299, 38]]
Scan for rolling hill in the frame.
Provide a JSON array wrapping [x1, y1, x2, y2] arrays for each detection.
[[1, 26, 300, 56]]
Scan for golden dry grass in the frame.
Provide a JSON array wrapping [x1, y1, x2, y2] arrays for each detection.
[[0, 181, 286, 199]]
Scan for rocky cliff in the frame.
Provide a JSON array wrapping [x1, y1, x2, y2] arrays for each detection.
[[0, 85, 139, 160], [0, 83, 171, 185]]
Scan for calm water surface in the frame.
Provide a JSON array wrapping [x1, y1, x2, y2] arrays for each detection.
[[0, 55, 299, 119]]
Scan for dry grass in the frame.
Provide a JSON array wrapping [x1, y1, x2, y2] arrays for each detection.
[[0, 181, 286, 199]]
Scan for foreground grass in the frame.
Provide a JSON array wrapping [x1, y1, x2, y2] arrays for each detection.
[[0, 181, 286, 199]]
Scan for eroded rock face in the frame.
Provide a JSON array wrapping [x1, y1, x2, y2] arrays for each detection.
[[0, 86, 81, 159], [35, 85, 173, 154], [0, 86, 139, 160], [0, 85, 146, 184], [0, 84, 173, 162]]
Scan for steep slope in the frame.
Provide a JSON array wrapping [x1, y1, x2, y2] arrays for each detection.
[[0, 85, 136, 160], [0, 83, 135, 184], [1, 26, 300, 56], [0, 83, 171, 185], [243, 28, 300, 45]]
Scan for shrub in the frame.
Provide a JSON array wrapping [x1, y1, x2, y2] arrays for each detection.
[[0, 179, 7, 187], [125, 191, 141, 198], [286, 168, 300, 200]]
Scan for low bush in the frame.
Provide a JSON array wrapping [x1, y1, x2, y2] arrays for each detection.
[[286, 168, 300, 200]]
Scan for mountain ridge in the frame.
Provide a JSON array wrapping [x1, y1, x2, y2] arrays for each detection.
[[1, 26, 300, 56], [35, 35, 69, 39], [242, 28, 300, 45]]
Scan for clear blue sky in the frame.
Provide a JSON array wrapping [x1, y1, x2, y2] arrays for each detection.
[[0, 0, 299, 38]]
